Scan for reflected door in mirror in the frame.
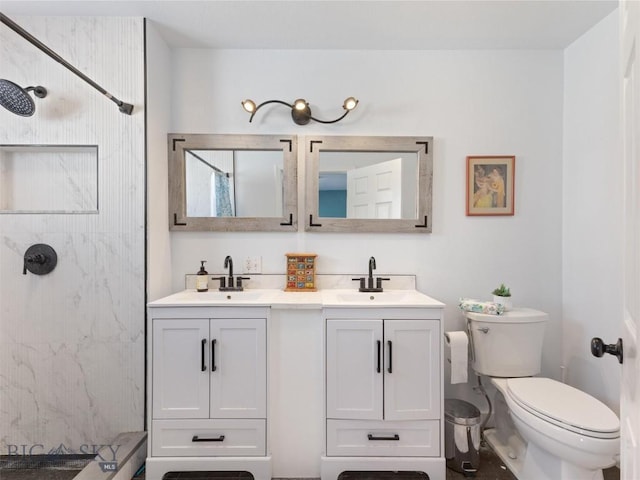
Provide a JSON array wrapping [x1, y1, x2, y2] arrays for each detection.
[[305, 135, 432, 233], [317, 151, 418, 220]]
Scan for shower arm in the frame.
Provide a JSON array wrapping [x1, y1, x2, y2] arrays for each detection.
[[0, 12, 134, 115]]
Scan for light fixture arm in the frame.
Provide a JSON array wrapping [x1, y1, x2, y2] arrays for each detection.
[[248, 99, 294, 122], [308, 110, 350, 125], [0, 12, 134, 115]]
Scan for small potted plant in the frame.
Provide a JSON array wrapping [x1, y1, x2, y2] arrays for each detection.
[[492, 283, 512, 311]]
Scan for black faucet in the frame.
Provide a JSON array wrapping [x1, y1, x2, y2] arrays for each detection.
[[368, 256, 376, 289], [216, 255, 250, 291], [352, 256, 390, 292], [225, 255, 234, 285]]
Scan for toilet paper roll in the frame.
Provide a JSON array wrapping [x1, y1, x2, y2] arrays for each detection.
[[444, 331, 468, 384]]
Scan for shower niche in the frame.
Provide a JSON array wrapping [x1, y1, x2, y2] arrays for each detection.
[[0, 145, 98, 213]]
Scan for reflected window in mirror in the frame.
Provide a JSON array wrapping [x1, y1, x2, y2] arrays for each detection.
[[169, 134, 297, 231], [305, 136, 432, 233]]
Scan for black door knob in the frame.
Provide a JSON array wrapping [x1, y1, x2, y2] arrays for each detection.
[[591, 337, 623, 364]]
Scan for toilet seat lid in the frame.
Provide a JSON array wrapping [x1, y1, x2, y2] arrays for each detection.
[[506, 377, 620, 438]]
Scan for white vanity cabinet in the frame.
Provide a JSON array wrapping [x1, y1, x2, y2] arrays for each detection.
[[152, 318, 266, 422], [322, 307, 445, 480], [146, 286, 444, 479], [146, 305, 271, 480]]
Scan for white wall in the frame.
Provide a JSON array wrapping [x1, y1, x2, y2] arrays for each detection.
[[0, 17, 145, 449], [167, 49, 565, 412], [562, 10, 621, 412], [146, 21, 173, 302]]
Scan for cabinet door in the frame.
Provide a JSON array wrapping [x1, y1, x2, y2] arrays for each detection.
[[326, 319, 383, 420], [210, 318, 266, 419], [153, 319, 210, 419], [384, 320, 440, 421]]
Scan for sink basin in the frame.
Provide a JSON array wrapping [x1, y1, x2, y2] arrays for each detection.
[[322, 289, 443, 307], [335, 291, 411, 303], [158, 289, 276, 305], [187, 291, 267, 301]]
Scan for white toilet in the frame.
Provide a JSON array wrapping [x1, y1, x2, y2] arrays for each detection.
[[466, 308, 619, 480]]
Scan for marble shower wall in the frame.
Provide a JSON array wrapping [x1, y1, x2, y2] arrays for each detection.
[[0, 16, 145, 451]]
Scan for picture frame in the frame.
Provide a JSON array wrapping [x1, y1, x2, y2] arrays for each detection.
[[466, 155, 515, 216]]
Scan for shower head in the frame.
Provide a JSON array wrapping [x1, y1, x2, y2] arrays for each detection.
[[0, 79, 47, 117]]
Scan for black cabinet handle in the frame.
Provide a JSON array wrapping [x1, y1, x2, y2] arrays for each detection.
[[376, 340, 381, 373], [367, 433, 400, 441], [200, 338, 207, 372], [211, 339, 217, 371], [387, 340, 393, 373], [192, 435, 225, 442]]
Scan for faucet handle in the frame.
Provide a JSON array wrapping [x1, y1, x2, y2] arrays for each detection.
[[236, 276, 250, 289], [352, 277, 365, 289], [376, 277, 391, 290], [213, 276, 226, 289]]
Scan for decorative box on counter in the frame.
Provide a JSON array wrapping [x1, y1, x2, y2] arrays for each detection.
[[285, 253, 317, 292]]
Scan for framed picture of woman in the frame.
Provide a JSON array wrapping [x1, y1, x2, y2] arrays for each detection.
[[466, 155, 515, 216]]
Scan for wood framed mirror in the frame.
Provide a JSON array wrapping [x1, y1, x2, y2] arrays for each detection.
[[168, 134, 297, 231], [304, 135, 433, 233]]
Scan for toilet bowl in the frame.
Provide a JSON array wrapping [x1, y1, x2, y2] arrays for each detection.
[[466, 309, 620, 480], [495, 377, 619, 479]]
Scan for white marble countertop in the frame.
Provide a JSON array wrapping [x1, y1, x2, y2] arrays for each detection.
[[148, 287, 444, 309]]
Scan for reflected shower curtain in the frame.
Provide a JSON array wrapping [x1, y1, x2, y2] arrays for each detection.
[[215, 173, 233, 216]]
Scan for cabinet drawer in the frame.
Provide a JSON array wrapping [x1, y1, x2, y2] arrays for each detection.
[[327, 419, 439, 457], [152, 419, 266, 457]]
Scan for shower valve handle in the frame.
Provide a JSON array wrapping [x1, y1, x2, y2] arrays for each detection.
[[23, 253, 46, 274], [22, 244, 57, 275], [26, 253, 46, 264]]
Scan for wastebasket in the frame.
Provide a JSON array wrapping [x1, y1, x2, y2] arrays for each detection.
[[445, 398, 481, 476]]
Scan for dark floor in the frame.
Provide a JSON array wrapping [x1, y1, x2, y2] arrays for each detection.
[[0, 455, 87, 480], [446, 445, 516, 480], [0, 445, 621, 480]]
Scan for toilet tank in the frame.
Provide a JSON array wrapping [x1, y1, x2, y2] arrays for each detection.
[[466, 308, 548, 377]]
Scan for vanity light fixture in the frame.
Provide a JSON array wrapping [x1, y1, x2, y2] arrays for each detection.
[[0, 13, 134, 115], [241, 97, 359, 125]]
